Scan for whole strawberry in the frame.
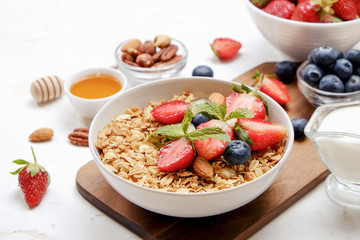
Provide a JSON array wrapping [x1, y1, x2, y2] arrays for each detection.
[[264, 0, 296, 19], [332, 0, 358, 21], [11, 146, 50, 208]]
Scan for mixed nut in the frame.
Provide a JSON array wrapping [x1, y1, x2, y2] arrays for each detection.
[[121, 35, 183, 68]]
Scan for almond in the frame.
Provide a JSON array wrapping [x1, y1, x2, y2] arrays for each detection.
[[209, 92, 225, 104], [29, 128, 54, 142], [121, 39, 142, 52], [192, 157, 214, 178]]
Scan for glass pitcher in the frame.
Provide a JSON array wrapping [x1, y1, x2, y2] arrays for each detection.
[[305, 101, 360, 209]]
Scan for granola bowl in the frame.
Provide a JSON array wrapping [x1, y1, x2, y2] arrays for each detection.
[[115, 38, 188, 86], [89, 77, 294, 217]]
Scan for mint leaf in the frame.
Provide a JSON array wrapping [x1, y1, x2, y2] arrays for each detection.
[[233, 123, 254, 145], [224, 108, 254, 121], [182, 109, 193, 134], [194, 102, 223, 120], [187, 126, 231, 142], [151, 124, 185, 139]]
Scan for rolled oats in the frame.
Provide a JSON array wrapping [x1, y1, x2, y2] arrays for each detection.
[[95, 89, 285, 193]]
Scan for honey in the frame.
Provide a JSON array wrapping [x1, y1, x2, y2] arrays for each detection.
[[70, 73, 122, 99]]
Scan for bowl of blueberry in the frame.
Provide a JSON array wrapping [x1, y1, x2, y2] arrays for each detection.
[[297, 46, 360, 107]]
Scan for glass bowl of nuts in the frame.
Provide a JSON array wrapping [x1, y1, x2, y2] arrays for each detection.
[[115, 35, 188, 85]]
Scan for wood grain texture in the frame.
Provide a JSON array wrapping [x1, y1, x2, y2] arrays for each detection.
[[76, 62, 329, 240]]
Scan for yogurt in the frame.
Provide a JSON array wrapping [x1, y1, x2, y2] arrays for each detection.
[[315, 106, 360, 183]]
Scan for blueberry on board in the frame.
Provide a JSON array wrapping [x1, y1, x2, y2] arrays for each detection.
[[333, 58, 353, 81], [192, 112, 211, 127], [223, 140, 251, 165], [344, 49, 360, 67], [275, 61, 297, 83], [345, 75, 360, 92], [301, 63, 325, 86], [192, 65, 214, 77], [312, 46, 338, 68], [291, 118, 308, 139], [319, 74, 344, 93]]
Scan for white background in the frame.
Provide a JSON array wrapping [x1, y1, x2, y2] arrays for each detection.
[[1, 0, 360, 239]]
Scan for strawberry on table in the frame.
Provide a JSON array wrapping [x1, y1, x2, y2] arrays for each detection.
[[151, 100, 188, 124], [236, 118, 287, 151], [259, 75, 291, 105], [332, 0, 358, 21], [264, 0, 296, 19], [211, 38, 242, 60], [157, 137, 195, 172], [11, 146, 50, 208], [194, 119, 234, 161]]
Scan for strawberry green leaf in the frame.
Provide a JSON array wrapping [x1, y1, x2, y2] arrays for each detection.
[[187, 126, 231, 142], [224, 108, 254, 121], [10, 167, 25, 175], [234, 123, 254, 145], [12, 159, 29, 165], [151, 124, 185, 139]]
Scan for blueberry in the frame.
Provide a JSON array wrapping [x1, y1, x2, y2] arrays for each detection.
[[192, 112, 211, 127], [335, 50, 344, 59], [307, 49, 315, 63], [301, 63, 325, 86], [312, 46, 338, 68], [319, 74, 344, 93], [291, 118, 308, 139], [192, 65, 214, 77], [223, 140, 251, 165], [344, 49, 360, 67], [355, 66, 360, 76], [333, 58, 353, 81], [345, 75, 360, 92], [275, 61, 297, 83]]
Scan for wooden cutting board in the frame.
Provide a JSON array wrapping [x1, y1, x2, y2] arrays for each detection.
[[76, 62, 329, 240]]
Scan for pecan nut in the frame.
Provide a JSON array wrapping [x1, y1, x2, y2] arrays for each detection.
[[68, 128, 89, 146], [160, 45, 178, 62]]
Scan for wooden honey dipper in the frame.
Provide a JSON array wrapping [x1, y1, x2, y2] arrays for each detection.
[[31, 75, 64, 103]]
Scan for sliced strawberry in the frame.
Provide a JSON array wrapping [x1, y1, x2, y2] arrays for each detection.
[[151, 100, 188, 124], [260, 76, 291, 105], [264, 0, 296, 19], [332, 0, 358, 21], [211, 38, 242, 60], [237, 118, 287, 151], [157, 137, 195, 172], [194, 119, 234, 161], [225, 92, 267, 120]]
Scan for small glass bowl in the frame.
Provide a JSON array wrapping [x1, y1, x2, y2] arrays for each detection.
[[297, 61, 360, 107], [115, 38, 188, 86]]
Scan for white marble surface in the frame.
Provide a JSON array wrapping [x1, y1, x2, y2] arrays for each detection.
[[1, 0, 360, 239]]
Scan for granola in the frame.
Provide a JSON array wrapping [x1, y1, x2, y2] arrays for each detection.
[[95, 90, 285, 193]]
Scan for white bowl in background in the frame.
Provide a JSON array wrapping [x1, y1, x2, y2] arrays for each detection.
[[244, 0, 360, 61], [64, 67, 128, 118], [89, 77, 294, 218]]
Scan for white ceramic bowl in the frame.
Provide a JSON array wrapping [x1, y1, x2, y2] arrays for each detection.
[[115, 38, 188, 86], [64, 67, 128, 118], [297, 61, 360, 107], [89, 77, 294, 217], [244, 0, 360, 61]]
